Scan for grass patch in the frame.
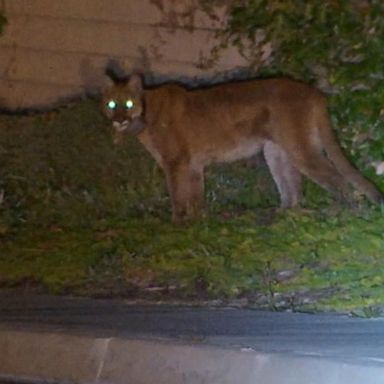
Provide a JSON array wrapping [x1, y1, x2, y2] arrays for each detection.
[[1, 100, 384, 314]]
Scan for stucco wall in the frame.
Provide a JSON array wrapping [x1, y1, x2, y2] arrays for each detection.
[[0, 0, 245, 110]]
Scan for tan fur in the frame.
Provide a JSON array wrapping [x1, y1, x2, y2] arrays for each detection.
[[102, 75, 383, 222]]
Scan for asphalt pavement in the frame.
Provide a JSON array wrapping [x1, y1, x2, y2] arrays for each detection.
[[1, 294, 384, 383]]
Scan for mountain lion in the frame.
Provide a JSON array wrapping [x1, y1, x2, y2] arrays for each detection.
[[101, 74, 383, 222]]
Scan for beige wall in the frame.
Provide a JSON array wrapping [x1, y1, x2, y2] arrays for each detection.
[[0, 0, 246, 110]]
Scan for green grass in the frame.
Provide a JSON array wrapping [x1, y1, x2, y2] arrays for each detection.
[[1, 100, 384, 315]]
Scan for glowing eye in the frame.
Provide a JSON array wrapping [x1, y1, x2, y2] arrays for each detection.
[[126, 100, 134, 109], [107, 100, 117, 109]]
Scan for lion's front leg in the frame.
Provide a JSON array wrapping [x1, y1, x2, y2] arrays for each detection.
[[164, 161, 205, 223]]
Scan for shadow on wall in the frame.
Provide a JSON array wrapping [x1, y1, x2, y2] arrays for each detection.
[[81, 55, 256, 92]]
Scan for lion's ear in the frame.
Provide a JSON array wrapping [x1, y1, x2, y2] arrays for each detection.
[[128, 74, 143, 94], [104, 64, 128, 88], [103, 75, 115, 89]]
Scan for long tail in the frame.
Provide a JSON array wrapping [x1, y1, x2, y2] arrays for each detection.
[[318, 107, 383, 204]]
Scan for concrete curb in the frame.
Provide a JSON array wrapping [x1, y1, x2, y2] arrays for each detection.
[[1, 328, 384, 384]]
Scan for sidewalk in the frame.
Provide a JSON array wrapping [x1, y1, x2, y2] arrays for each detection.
[[1, 294, 384, 383]]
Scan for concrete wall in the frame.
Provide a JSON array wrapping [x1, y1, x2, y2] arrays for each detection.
[[0, 0, 246, 110]]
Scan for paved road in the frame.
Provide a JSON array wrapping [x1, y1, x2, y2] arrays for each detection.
[[1, 294, 384, 365]]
